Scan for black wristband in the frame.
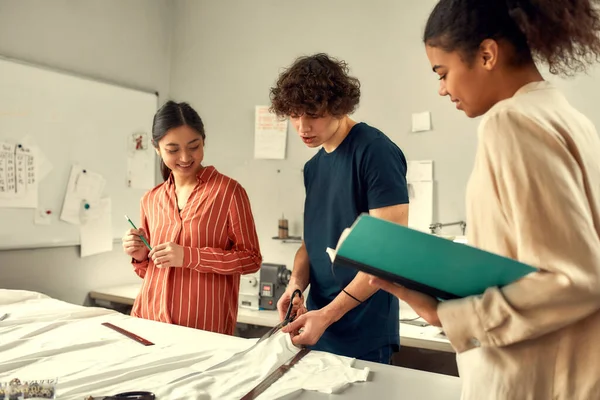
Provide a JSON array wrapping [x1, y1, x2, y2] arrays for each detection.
[[342, 289, 363, 304]]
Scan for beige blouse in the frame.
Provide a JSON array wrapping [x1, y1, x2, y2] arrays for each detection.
[[438, 81, 600, 400]]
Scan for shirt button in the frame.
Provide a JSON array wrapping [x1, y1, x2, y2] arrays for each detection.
[[470, 337, 481, 347]]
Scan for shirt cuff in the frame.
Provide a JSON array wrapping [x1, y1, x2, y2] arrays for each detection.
[[438, 296, 488, 353], [182, 246, 201, 270]]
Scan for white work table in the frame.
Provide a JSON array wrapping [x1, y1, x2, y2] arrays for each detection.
[[89, 283, 453, 353], [4, 288, 463, 400]]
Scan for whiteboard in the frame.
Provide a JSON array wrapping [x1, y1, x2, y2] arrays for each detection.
[[0, 56, 158, 250]]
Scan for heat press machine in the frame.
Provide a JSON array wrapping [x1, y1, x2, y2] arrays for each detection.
[[238, 263, 290, 311]]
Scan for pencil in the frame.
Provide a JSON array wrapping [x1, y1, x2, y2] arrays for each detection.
[[124, 215, 152, 251]]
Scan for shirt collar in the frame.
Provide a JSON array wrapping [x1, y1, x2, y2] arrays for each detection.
[[514, 80, 554, 97], [166, 165, 214, 186]]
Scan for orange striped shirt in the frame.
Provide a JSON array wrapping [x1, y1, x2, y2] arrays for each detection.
[[130, 166, 262, 335]]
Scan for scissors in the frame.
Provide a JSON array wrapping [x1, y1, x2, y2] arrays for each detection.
[[199, 289, 305, 375], [86, 391, 155, 400], [255, 288, 303, 344]]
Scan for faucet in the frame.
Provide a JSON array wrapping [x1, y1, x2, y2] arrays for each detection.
[[429, 220, 467, 235]]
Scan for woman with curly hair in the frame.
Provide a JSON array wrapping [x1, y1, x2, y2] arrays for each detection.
[[270, 53, 410, 364], [371, 0, 600, 398]]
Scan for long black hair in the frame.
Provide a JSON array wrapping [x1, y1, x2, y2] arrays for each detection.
[[152, 101, 206, 181], [424, 0, 600, 75]]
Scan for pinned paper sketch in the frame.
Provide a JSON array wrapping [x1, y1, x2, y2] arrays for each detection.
[[407, 160, 433, 182], [0, 141, 38, 209], [60, 165, 106, 225], [408, 181, 434, 232], [411, 112, 432, 132], [254, 105, 288, 159], [34, 208, 53, 225], [21, 135, 53, 182], [127, 132, 155, 190], [78, 199, 100, 226], [80, 197, 113, 257], [407, 160, 434, 232], [0, 143, 16, 196], [127, 152, 155, 189], [130, 132, 149, 151]]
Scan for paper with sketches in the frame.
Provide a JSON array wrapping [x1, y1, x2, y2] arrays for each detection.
[[130, 132, 149, 152], [0, 141, 38, 208], [411, 111, 432, 132], [254, 105, 288, 159], [0, 142, 15, 197], [127, 132, 155, 189], [60, 164, 106, 225], [21, 135, 53, 182], [407, 160, 433, 182], [408, 181, 433, 232], [80, 197, 113, 257]]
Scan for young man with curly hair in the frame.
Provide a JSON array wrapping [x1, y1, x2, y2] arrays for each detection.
[[270, 53, 409, 364]]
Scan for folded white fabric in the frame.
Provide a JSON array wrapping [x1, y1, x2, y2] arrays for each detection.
[[263, 346, 371, 398], [158, 331, 370, 399]]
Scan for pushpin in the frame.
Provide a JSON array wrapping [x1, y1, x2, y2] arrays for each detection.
[[17, 144, 22, 148], [45, 210, 52, 215], [84, 203, 90, 210], [83, 169, 87, 173]]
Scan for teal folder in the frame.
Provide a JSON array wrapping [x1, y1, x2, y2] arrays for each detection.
[[330, 214, 537, 300]]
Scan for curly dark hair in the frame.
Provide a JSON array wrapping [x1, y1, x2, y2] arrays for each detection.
[[269, 53, 361, 118], [424, 0, 600, 75]]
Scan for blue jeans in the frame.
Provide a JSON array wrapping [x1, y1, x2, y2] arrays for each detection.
[[358, 344, 395, 365]]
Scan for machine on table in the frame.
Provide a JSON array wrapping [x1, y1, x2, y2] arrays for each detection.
[[239, 263, 290, 311]]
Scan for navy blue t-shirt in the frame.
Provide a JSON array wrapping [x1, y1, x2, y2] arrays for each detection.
[[303, 122, 409, 359]]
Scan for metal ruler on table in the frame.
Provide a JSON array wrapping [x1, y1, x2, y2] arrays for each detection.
[[240, 347, 311, 400]]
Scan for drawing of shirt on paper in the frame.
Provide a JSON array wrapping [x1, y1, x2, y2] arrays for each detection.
[[60, 164, 106, 225], [0, 142, 38, 208], [131, 132, 148, 151], [74, 169, 105, 199]]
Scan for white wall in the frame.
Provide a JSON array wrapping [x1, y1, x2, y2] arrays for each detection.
[[168, 0, 600, 271], [0, 0, 173, 305], [168, 0, 480, 268]]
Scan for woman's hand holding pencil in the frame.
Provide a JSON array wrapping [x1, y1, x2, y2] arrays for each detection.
[[122, 227, 151, 262]]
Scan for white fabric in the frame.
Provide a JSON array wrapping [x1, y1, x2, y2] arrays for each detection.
[[0, 289, 369, 399], [162, 331, 369, 399]]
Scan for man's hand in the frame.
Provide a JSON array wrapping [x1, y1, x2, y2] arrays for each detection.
[[369, 276, 442, 327], [277, 285, 307, 321], [149, 242, 184, 268], [281, 309, 334, 346]]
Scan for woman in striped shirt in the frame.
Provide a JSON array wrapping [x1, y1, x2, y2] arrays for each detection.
[[122, 101, 262, 335]]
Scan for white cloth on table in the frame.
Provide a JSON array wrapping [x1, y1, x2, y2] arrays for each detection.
[[0, 289, 370, 400], [158, 330, 370, 399]]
